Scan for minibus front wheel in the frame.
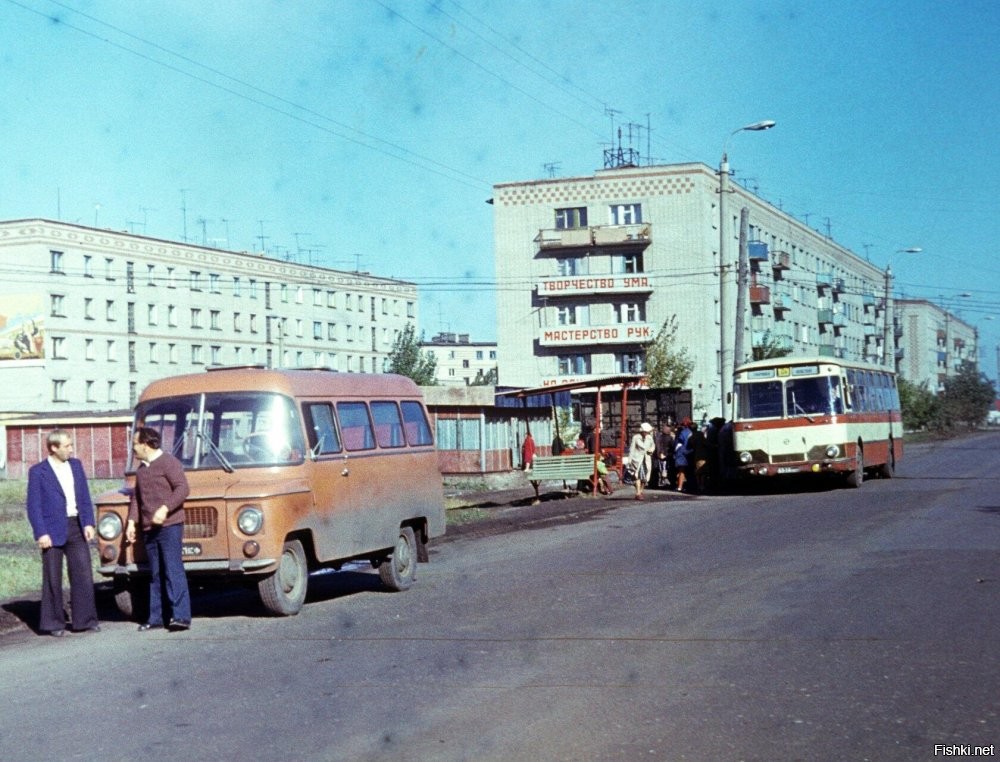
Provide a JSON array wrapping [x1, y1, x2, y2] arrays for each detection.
[[378, 526, 417, 591], [258, 539, 308, 616]]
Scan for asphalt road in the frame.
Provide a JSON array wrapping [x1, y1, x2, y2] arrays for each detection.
[[0, 433, 998, 761]]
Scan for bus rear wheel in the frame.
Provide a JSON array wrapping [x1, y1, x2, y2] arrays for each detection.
[[378, 526, 417, 591], [258, 539, 308, 616]]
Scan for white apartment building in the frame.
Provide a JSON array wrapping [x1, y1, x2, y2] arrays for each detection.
[[0, 219, 418, 414], [493, 163, 888, 418], [421, 332, 498, 386], [895, 299, 978, 392]]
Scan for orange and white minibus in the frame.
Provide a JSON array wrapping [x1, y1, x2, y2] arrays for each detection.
[[95, 367, 446, 616], [731, 357, 903, 487]]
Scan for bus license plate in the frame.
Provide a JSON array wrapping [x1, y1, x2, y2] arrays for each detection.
[[181, 543, 203, 557], [776, 467, 799, 474]]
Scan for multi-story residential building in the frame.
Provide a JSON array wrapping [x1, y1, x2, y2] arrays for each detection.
[[421, 332, 498, 386], [493, 162, 888, 418], [0, 219, 419, 414], [894, 299, 978, 392]]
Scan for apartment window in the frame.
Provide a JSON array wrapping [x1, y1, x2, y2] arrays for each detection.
[[610, 203, 642, 225], [52, 379, 67, 402], [210, 345, 221, 365], [462, 359, 470, 368], [346, 324, 354, 342], [557, 257, 587, 276], [249, 314, 258, 334], [619, 303, 645, 322], [557, 354, 590, 375], [327, 290, 336, 308], [489, 350, 496, 359], [147, 264, 156, 286], [617, 352, 644, 374], [168, 343, 178, 364], [191, 308, 203, 329], [313, 288, 322, 307], [296, 319, 304, 338], [167, 304, 177, 327], [191, 345, 203, 364], [84, 339, 94, 361], [128, 340, 137, 372], [50, 250, 64, 273], [210, 310, 221, 330], [190, 271, 202, 291], [555, 207, 588, 230], [233, 312, 242, 332], [381, 298, 388, 315], [313, 321, 323, 340], [149, 342, 158, 364], [249, 279, 257, 299], [614, 253, 643, 274], [357, 295, 364, 311], [557, 305, 578, 325], [107, 380, 117, 404], [265, 282, 272, 309], [166, 266, 176, 288], [106, 300, 116, 321], [209, 273, 220, 293], [233, 346, 242, 364], [233, 276, 241, 297], [476, 350, 484, 360], [280, 283, 288, 302], [51, 336, 66, 359], [295, 286, 304, 304], [106, 340, 117, 362], [83, 255, 93, 278], [148, 304, 158, 326], [50, 294, 65, 317], [105, 257, 115, 280], [127, 302, 136, 334], [129, 382, 138, 408], [126, 262, 135, 293], [85, 380, 96, 403]]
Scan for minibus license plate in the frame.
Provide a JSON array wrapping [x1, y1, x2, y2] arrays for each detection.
[[182, 543, 203, 557]]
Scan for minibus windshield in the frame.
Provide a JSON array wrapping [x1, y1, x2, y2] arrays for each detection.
[[736, 376, 844, 420], [132, 392, 306, 470]]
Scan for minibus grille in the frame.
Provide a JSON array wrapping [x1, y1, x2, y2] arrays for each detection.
[[184, 506, 219, 539], [771, 453, 806, 464]]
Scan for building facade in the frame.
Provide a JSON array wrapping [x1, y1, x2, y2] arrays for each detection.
[[493, 163, 888, 418], [421, 332, 498, 386], [894, 299, 978, 391], [0, 219, 418, 414]]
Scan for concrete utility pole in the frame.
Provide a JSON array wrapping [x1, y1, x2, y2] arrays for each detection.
[[733, 208, 751, 370]]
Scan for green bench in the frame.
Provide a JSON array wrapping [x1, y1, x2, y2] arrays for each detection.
[[527, 454, 597, 503]]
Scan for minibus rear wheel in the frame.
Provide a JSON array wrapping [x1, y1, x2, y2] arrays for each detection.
[[378, 526, 417, 591], [258, 539, 308, 616]]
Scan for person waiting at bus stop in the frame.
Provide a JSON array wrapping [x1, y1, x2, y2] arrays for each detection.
[[628, 422, 656, 500]]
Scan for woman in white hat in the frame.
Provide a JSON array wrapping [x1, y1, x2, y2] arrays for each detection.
[[627, 422, 656, 500]]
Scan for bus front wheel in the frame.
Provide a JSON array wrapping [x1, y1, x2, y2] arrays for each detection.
[[378, 526, 417, 591], [258, 539, 308, 616], [845, 449, 864, 489]]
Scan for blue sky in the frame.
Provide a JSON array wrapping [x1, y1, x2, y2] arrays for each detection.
[[2, 0, 998, 380]]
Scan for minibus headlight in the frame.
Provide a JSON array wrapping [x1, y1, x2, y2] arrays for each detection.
[[825, 445, 840, 458], [237, 506, 264, 535], [98, 513, 123, 541], [739, 451, 753, 464]]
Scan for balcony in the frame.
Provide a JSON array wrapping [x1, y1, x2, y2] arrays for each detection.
[[539, 322, 655, 348], [819, 343, 837, 357], [749, 285, 771, 305], [748, 241, 769, 265], [863, 323, 878, 336], [535, 223, 652, 253], [832, 312, 848, 334], [816, 272, 834, 291], [817, 308, 834, 326], [772, 289, 791, 312], [537, 274, 654, 298], [862, 291, 876, 309], [832, 277, 846, 295], [771, 250, 791, 272]]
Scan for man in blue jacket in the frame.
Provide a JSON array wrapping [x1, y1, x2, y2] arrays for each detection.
[[26, 429, 100, 637]]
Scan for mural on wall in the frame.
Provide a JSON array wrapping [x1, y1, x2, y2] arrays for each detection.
[[0, 294, 45, 362]]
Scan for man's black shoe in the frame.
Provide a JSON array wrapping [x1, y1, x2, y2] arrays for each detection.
[[137, 623, 160, 632], [168, 619, 191, 631], [47, 629, 68, 638]]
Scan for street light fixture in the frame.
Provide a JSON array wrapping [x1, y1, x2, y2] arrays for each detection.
[[719, 119, 776, 419], [883, 247, 923, 369]]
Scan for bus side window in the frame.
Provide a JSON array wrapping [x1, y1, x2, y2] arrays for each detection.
[[337, 401, 375, 451], [401, 401, 434, 445], [370, 401, 405, 448], [303, 402, 342, 455]]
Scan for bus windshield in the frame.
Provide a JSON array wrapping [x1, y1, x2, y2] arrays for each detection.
[[736, 376, 844, 420], [133, 392, 306, 470]]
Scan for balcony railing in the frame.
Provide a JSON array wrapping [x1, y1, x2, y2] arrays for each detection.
[[772, 290, 791, 311], [771, 250, 791, 271], [749, 285, 771, 305], [748, 241, 769, 262], [817, 308, 834, 325], [816, 272, 834, 290], [535, 223, 652, 252], [819, 343, 837, 357]]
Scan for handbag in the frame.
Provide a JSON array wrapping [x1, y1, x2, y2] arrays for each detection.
[[622, 462, 636, 485]]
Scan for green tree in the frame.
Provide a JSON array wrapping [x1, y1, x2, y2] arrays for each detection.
[[936, 361, 995, 431], [643, 316, 694, 389], [387, 323, 438, 385], [897, 377, 939, 432], [470, 367, 498, 386], [751, 331, 793, 361]]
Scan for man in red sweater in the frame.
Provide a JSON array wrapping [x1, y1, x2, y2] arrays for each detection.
[[126, 426, 191, 632]]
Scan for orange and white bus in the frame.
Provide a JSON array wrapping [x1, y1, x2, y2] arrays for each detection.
[[731, 357, 903, 487]]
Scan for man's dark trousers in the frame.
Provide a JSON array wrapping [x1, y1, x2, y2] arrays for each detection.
[[143, 523, 191, 625], [40, 517, 98, 632]]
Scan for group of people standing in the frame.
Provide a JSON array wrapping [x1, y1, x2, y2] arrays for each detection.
[[627, 416, 731, 498], [25, 427, 192, 637]]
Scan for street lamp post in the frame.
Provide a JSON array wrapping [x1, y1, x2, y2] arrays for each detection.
[[719, 119, 775, 418], [883, 247, 922, 370]]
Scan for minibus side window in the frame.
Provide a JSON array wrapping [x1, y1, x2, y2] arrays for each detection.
[[303, 403, 342, 455], [370, 401, 405, 448], [401, 401, 434, 446], [337, 402, 375, 451]]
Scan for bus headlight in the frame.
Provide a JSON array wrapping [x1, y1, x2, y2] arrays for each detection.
[[739, 451, 753, 464], [237, 505, 264, 535], [825, 445, 840, 458], [98, 513, 123, 541]]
